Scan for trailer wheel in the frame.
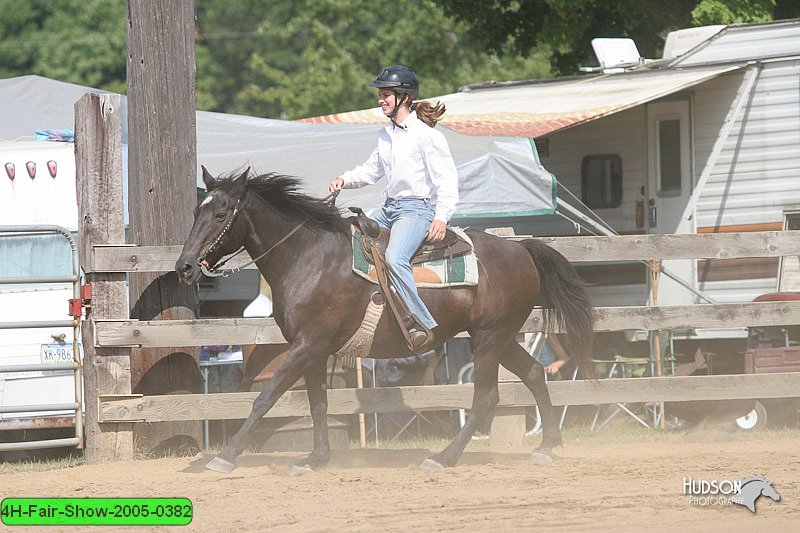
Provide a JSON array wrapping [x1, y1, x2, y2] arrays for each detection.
[[734, 400, 767, 431]]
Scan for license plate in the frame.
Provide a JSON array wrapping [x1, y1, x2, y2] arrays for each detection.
[[40, 343, 78, 364]]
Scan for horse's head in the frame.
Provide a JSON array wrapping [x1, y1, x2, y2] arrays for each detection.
[[175, 166, 251, 285], [760, 480, 781, 502]]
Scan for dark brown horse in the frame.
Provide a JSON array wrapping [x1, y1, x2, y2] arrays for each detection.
[[176, 167, 595, 473]]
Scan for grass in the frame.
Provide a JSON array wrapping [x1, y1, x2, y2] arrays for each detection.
[[0, 453, 84, 475]]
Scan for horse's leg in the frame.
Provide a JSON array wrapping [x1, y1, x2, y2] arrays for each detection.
[[423, 332, 500, 468], [291, 357, 331, 473], [207, 344, 317, 473], [500, 340, 562, 464]]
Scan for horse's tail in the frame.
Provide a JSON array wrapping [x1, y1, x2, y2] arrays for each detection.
[[521, 239, 596, 379]]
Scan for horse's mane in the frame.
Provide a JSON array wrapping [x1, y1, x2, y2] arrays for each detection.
[[219, 170, 350, 235]]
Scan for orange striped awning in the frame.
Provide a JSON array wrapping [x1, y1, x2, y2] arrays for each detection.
[[300, 64, 743, 138]]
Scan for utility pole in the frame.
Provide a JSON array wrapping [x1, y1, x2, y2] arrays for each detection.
[[126, 0, 202, 452]]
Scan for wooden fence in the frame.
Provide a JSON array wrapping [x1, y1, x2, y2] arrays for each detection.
[[76, 96, 800, 462]]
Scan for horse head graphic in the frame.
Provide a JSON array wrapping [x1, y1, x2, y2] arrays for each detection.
[[730, 475, 780, 513]]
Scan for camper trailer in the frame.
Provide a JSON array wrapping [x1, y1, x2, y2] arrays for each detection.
[[0, 140, 82, 450], [522, 21, 800, 356]]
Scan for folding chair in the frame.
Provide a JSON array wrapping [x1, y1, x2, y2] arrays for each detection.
[[590, 356, 653, 431], [374, 355, 439, 442]]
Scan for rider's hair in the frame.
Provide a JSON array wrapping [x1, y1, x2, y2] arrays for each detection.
[[411, 101, 446, 128]]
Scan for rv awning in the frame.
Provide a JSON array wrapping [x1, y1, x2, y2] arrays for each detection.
[[300, 64, 744, 138]]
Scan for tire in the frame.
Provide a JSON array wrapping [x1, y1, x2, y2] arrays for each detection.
[[734, 400, 767, 431]]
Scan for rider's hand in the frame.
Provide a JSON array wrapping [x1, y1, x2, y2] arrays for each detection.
[[329, 177, 344, 193], [427, 220, 446, 242]]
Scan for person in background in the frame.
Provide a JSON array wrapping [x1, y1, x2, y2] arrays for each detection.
[[535, 334, 570, 377]]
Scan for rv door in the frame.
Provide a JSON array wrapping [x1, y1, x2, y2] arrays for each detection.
[[646, 100, 695, 305]]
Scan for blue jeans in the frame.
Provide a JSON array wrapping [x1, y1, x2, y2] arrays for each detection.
[[372, 198, 437, 330]]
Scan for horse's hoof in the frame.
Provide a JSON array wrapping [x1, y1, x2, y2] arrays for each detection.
[[289, 464, 315, 477], [529, 451, 555, 465], [419, 458, 445, 470], [205, 457, 236, 473]]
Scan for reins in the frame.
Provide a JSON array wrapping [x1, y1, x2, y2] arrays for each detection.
[[199, 189, 340, 278]]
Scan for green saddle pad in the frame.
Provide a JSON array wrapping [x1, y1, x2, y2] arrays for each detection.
[[350, 226, 478, 287]]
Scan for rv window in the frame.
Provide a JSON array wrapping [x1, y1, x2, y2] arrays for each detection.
[[658, 119, 681, 194], [0, 234, 72, 278], [581, 154, 622, 209]]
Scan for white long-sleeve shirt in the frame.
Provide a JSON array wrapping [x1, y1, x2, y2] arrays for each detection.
[[341, 111, 459, 223]]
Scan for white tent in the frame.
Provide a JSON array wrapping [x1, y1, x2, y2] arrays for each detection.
[[0, 75, 556, 219]]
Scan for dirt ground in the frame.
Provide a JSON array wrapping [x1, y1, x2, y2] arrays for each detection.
[[1, 430, 797, 532]]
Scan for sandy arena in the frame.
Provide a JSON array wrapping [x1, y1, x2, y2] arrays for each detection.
[[1, 429, 797, 532]]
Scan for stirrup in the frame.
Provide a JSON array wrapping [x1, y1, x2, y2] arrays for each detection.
[[409, 328, 432, 351]]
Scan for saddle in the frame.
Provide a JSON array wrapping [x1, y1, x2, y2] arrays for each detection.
[[348, 207, 472, 353], [348, 207, 473, 264]]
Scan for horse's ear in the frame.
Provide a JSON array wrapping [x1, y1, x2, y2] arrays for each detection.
[[201, 165, 218, 191], [231, 168, 248, 198]]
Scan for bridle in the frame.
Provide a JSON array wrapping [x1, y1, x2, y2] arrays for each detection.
[[198, 188, 339, 278]]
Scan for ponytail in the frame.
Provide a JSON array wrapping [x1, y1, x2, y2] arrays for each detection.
[[412, 101, 446, 128]]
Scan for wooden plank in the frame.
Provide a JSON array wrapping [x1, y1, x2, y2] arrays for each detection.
[[92, 244, 255, 273], [539, 231, 800, 262], [94, 301, 800, 347], [91, 231, 800, 272], [75, 93, 134, 463], [95, 317, 287, 347], [99, 373, 800, 422], [521, 301, 800, 334]]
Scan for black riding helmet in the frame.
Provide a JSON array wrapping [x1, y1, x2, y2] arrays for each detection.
[[369, 65, 419, 100]]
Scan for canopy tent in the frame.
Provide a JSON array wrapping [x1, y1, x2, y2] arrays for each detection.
[[300, 63, 743, 139], [195, 112, 555, 218], [0, 75, 556, 219]]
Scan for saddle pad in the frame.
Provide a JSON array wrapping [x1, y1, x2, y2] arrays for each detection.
[[351, 226, 478, 287]]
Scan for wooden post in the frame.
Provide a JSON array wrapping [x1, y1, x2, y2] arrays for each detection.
[[649, 259, 666, 429], [75, 93, 134, 463], [355, 357, 367, 448], [489, 358, 527, 447], [126, 0, 202, 452]]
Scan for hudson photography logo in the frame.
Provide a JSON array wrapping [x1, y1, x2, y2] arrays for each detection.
[[682, 475, 781, 512]]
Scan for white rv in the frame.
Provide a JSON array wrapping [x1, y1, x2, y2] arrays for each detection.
[[0, 140, 82, 451]]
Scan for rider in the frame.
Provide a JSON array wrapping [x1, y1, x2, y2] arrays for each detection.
[[329, 65, 459, 350]]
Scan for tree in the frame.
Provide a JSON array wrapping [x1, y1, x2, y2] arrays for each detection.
[[0, 0, 127, 92], [434, 0, 799, 76], [195, 0, 552, 119], [0, 0, 51, 79]]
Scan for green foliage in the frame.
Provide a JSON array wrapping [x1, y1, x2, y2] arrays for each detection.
[[197, 0, 550, 119], [0, 0, 793, 119], [0, 0, 126, 92], [434, 0, 786, 76], [0, 0, 53, 78], [692, 0, 775, 25]]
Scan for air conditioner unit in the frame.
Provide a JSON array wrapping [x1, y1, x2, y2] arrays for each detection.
[[591, 38, 642, 72], [662, 25, 725, 60]]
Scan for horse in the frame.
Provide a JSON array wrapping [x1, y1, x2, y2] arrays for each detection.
[[176, 167, 595, 473]]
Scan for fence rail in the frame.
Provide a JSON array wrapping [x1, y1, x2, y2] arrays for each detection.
[[88, 230, 800, 272], [91, 300, 800, 348], [99, 372, 800, 423]]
